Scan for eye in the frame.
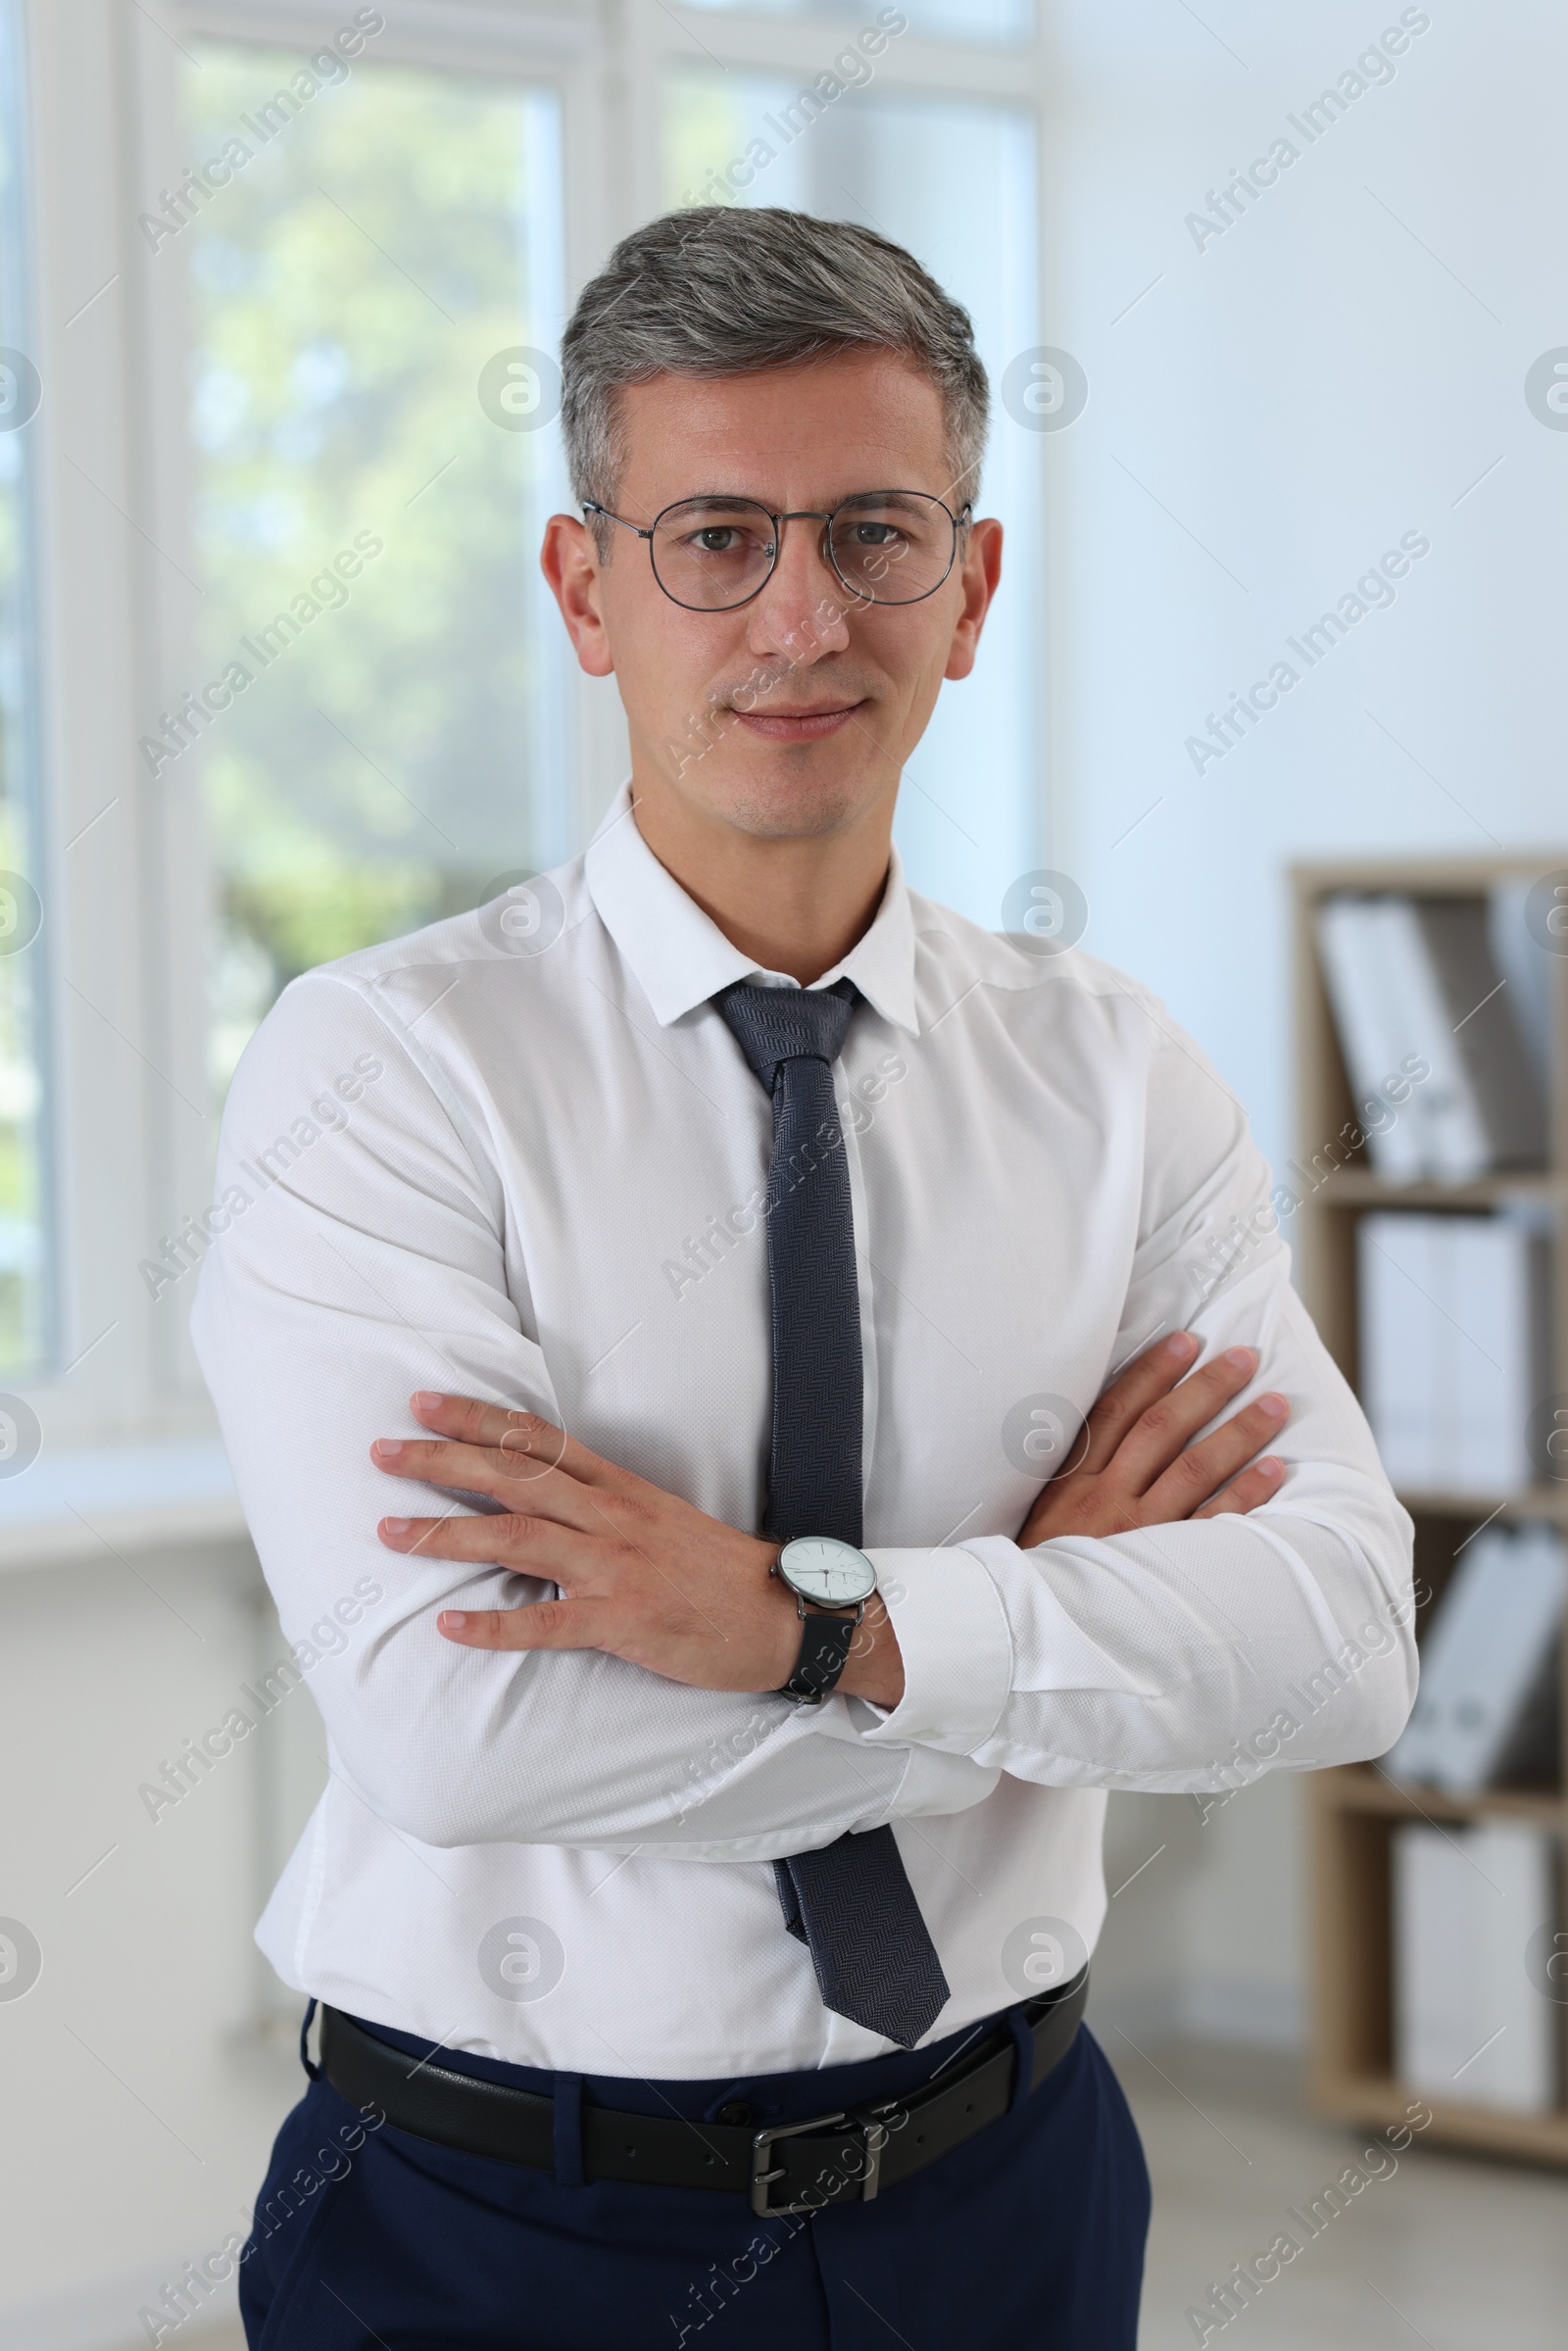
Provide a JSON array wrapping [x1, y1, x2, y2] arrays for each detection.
[[677, 520, 774, 559]]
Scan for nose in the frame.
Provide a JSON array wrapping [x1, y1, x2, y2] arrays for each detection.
[[744, 511, 853, 664]]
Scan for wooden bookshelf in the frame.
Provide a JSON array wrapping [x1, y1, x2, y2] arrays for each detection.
[[1293, 853, 1568, 2167]]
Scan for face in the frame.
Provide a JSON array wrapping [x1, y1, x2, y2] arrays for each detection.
[[542, 348, 1003, 849]]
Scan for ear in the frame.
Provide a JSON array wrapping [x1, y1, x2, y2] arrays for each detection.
[[943, 515, 1004, 682], [541, 513, 615, 677]]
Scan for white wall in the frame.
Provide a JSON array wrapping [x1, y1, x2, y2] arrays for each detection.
[[1033, 0, 1565, 2050], [1032, 0, 1564, 1177], [1089, 1778, 1308, 2058], [0, 1543, 318, 2348]]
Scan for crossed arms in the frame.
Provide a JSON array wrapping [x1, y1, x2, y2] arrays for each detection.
[[372, 1332, 1297, 1709], [192, 969, 1417, 1862]]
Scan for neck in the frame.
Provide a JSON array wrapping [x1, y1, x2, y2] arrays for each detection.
[[627, 767, 897, 985]]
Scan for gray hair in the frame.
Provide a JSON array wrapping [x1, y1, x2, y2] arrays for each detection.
[[561, 207, 989, 547]]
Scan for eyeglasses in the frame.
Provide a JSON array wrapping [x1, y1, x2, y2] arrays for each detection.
[[580, 490, 972, 612]]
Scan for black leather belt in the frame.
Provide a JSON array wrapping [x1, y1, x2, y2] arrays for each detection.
[[318, 1970, 1087, 2216]]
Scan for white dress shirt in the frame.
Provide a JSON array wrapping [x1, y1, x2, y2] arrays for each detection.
[[191, 783, 1415, 2080]]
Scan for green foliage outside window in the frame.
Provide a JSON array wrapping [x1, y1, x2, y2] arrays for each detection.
[[180, 44, 564, 1106]]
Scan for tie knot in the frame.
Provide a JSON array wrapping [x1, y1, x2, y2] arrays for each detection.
[[714, 978, 858, 1092]]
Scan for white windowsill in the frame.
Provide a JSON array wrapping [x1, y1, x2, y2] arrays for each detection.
[[0, 1440, 248, 1573]]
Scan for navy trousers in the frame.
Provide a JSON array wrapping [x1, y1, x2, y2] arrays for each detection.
[[239, 2006, 1150, 2349]]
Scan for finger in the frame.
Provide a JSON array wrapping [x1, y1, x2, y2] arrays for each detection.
[[1106, 1347, 1262, 1494], [1193, 1457, 1288, 1518], [1074, 1333, 1200, 1477], [371, 1434, 603, 1528], [1140, 1394, 1290, 1518], [406, 1395, 625, 1489], [437, 1597, 609, 1651], [378, 1509, 586, 1578]]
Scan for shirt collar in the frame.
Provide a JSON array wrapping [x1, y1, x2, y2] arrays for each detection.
[[583, 781, 920, 1035]]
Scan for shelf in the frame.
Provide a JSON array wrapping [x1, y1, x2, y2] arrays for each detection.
[[1306, 1169, 1564, 1210], [1316, 1763, 1567, 1830], [1295, 850, 1568, 2171], [1310, 2071, 1568, 2166], [1293, 852, 1568, 895], [1394, 1487, 1568, 1524]]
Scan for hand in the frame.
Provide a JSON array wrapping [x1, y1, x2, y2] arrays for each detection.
[[1017, 1332, 1289, 1548], [370, 1395, 905, 1707]]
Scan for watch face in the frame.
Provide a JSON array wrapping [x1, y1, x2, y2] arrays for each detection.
[[778, 1537, 877, 1607]]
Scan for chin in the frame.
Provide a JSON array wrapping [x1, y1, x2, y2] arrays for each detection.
[[704, 759, 877, 842]]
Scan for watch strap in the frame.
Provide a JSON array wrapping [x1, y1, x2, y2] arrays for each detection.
[[779, 1607, 857, 1705]]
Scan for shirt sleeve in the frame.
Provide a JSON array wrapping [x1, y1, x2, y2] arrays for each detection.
[[190, 968, 997, 1862], [860, 991, 1419, 1791]]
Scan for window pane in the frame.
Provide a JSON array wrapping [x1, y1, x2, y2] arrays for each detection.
[[663, 74, 1042, 927], [0, 0, 51, 1374], [677, 0, 1035, 45], [178, 44, 567, 1106]]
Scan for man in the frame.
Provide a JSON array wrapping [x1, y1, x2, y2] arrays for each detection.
[[194, 207, 1414, 2349]]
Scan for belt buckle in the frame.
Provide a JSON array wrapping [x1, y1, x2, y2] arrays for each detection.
[[749, 2103, 897, 2217]]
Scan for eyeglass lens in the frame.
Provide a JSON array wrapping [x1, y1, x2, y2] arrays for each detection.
[[648, 494, 956, 612]]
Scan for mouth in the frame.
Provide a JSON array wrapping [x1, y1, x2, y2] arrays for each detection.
[[729, 699, 865, 743]]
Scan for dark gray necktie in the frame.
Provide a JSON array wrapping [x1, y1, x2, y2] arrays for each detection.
[[715, 977, 950, 2050]]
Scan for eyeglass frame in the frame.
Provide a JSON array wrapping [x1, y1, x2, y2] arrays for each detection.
[[579, 489, 974, 612]]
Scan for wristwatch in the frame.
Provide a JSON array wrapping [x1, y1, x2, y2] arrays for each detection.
[[770, 1536, 878, 1706]]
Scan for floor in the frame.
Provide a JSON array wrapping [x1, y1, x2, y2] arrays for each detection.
[[161, 2037, 1568, 2351], [1115, 2035, 1568, 2350]]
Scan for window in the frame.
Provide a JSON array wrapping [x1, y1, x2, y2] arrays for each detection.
[[9, 0, 1051, 1444], [0, 0, 49, 1375], [177, 40, 567, 1103]]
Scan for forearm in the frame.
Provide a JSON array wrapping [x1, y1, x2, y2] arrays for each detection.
[[209, 1370, 990, 1851], [935, 1506, 1413, 1790], [858, 1292, 1415, 1788], [331, 1633, 991, 1854]]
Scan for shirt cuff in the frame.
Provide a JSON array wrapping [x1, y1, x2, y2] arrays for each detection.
[[859, 1545, 1014, 1756]]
